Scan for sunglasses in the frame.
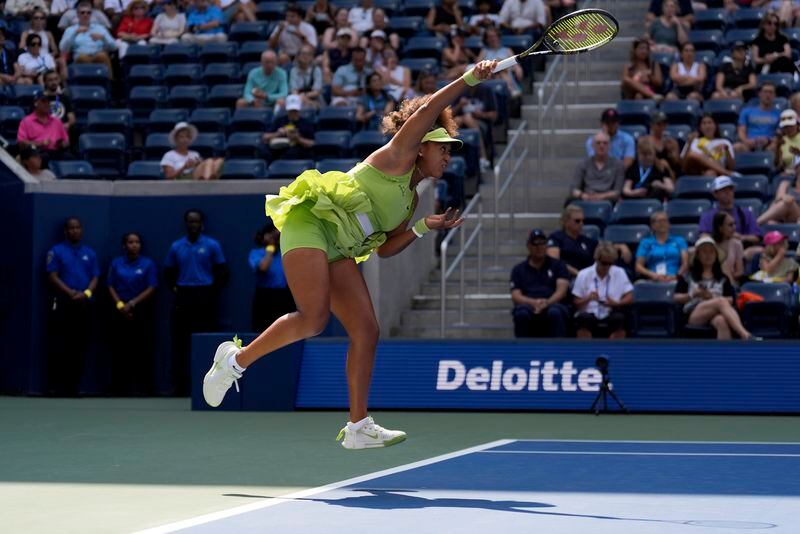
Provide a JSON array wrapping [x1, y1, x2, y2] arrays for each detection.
[[30, 42, 41, 46], [572, 218, 585, 224], [598, 261, 614, 267]]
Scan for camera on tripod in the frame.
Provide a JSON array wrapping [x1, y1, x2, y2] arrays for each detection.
[[589, 355, 629, 415]]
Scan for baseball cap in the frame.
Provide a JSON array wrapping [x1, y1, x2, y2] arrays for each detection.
[[694, 235, 717, 250], [33, 90, 48, 102], [285, 94, 302, 111], [370, 29, 387, 40], [651, 111, 667, 124], [713, 175, 735, 191], [763, 230, 788, 246], [336, 28, 353, 38], [731, 40, 747, 50], [528, 229, 547, 243], [780, 109, 798, 128], [601, 108, 619, 123]]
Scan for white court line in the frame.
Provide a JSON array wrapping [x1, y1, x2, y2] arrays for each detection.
[[479, 451, 800, 458], [511, 439, 800, 445], [134, 439, 516, 534]]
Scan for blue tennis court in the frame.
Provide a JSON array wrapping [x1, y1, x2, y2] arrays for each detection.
[[139, 440, 800, 533]]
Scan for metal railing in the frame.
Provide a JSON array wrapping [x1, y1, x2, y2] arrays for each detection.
[[439, 192, 483, 337], [491, 120, 528, 267]]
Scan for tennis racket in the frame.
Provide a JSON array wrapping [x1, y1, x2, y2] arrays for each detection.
[[493, 8, 619, 73]]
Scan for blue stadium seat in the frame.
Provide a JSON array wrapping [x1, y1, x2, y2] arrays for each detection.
[[313, 130, 352, 159], [569, 200, 612, 228], [734, 151, 772, 175], [231, 108, 273, 132], [317, 106, 357, 132], [255, 1, 287, 21], [457, 0, 474, 15], [617, 100, 656, 127], [12, 84, 43, 109], [483, 79, 508, 127], [220, 159, 267, 179], [660, 99, 701, 127], [403, 36, 446, 60], [123, 44, 160, 71], [694, 8, 728, 31], [164, 64, 203, 87], [619, 124, 647, 140], [399, 57, 439, 77], [732, 175, 768, 200], [390, 16, 424, 38], [350, 130, 389, 159], [582, 224, 601, 241], [732, 8, 764, 29], [147, 108, 189, 134], [609, 199, 663, 225], [723, 28, 757, 46], [786, 27, 800, 49], [49, 160, 95, 180], [718, 122, 737, 142], [443, 156, 466, 208], [456, 128, 481, 177], [401, 0, 434, 17], [226, 132, 265, 158], [735, 198, 763, 216], [757, 73, 793, 98], [689, 29, 724, 52], [189, 107, 231, 134], [675, 176, 714, 200], [190, 132, 226, 158], [229, 22, 270, 43], [86, 109, 133, 143], [199, 41, 239, 65], [703, 98, 742, 124], [203, 63, 240, 86], [144, 133, 172, 160], [664, 124, 692, 145], [464, 35, 483, 55], [207, 84, 245, 108], [125, 161, 164, 180], [78, 133, 126, 178], [316, 158, 359, 173], [762, 224, 800, 247], [0, 105, 24, 140], [667, 199, 711, 224], [768, 175, 793, 198], [68, 64, 110, 90], [272, 107, 316, 125], [129, 86, 168, 125], [603, 224, 651, 250], [739, 281, 793, 338], [162, 43, 198, 64], [631, 282, 679, 337], [670, 224, 700, 245], [168, 85, 207, 110], [268, 159, 314, 179], [69, 85, 108, 126], [238, 40, 270, 63], [127, 64, 165, 86], [501, 34, 533, 54]]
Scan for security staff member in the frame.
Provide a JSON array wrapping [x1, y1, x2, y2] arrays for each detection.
[[249, 220, 296, 331], [45, 217, 99, 396], [108, 232, 158, 395], [164, 209, 228, 396]]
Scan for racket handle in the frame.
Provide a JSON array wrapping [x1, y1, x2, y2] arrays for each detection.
[[493, 56, 519, 73]]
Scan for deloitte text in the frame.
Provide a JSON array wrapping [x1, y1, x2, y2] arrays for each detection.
[[436, 360, 602, 392]]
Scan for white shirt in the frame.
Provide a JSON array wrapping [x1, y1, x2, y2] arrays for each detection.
[[572, 263, 633, 320], [103, 0, 151, 14], [17, 51, 56, 76], [348, 6, 374, 34], [160, 149, 201, 177], [682, 137, 733, 166], [498, 0, 547, 29], [270, 21, 318, 57]]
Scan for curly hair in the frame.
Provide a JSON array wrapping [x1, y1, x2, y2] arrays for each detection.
[[381, 95, 458, 138]]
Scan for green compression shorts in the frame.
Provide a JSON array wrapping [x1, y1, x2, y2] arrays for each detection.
[[279, 202, 345, 263]]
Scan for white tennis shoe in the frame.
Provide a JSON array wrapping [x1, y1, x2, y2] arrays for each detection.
[[336, 417, 407, 450], [202, 340, 242, 407]]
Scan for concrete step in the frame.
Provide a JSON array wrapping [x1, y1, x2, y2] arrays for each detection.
[[401, 309, 514, 328], [429, 267, 517, 283], [412, 292, 512, 310], [392, 324, 515, 339], [419, 280, 510, 294], [521, 103, 616, 129]]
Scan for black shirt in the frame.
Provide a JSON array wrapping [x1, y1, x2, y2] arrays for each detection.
[[719, 61, 755, 90], [510, 256, 570, 299], [753, 33, 789, 57], [47, 93, 74, 123], [0, 47, 17, 76], [623, 161, 670, 201], [547, 230, 598, 272]]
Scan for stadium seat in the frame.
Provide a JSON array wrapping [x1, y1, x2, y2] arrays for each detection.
[[147, 108, 189, 134], [786, 27, 800, 49], [313, 130, 352, 159], [127, 64, 165, 86], [732, 8, 764, 29], [456, 128, 481, 177], [569, 200, 612, 229], [401, 0, 435, 17], [390, 16, 424, 38], [203, 63, 240, 86], [403, 36, 446, 60], [670, 224, 700, 245], [757, 73, 793, 98], [238, 40, 270, 62], [122, 44, 160, 70], [664, 124, 692, 145], [11, 84, 42, 109], [144, 133, 172, 160], [739, 282, 793, 338], [350, 130, 389, 159], [125, 161, 164, 180], [164, 64, 203, 87], [501, 34, 533, 54], [207, 84, 245, 108], [688, 29, 724, 52], [162, 43, 198, 64], [226, 132, 265, 158], [483, 79, 507, 127], [317, 106, 357, 132], [609, 199, 662, 225], [581, 224, 601, 241], [732, 175, 768, 200], [255, 1, 287, 21], [316, 158, 359, 173], [189, 108, 231, 134], [631, 282, 679, 338], [616, 100, 656, 128], [49, 160, 95, 180], [168, 85, 207, 110], [220, 159, 267, 179], [667, 199, 711, 224], [129, 86, 168, 125], [229, 22, 270, 43], [694, 8, 728, 31], [443, 156, 466, 209], [199, 41, 239, 65], [718, 122, 737, 142], [660, 99, 701, 127], [619, 124, 647, 139], [703, 98, 742, 124], [268, 159, 314, 179], [231, 108, 273, 132], [399, 57, 439, 77], [86, 109, 134, 143], [464, 35, 483, 55], [603, 224, 650, 250], [78, 133, 126, 178], [69, 85, 108, 126], [723, 28, 757, 46], [190, 132, 226, 158], [768, 175, 793, 198], [761, 224, 800, 247], [734, 151, 772, 175], [68, 64, 110, 90], [0, 105, 24, 140], [675, 176, 714, 200]]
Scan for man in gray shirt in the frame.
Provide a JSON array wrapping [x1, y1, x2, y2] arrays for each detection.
[[570, 131, 625, 202]]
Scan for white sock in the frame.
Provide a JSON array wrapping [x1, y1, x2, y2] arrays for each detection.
[[348, 416, 370, 431], [228, 353, 246, 373]]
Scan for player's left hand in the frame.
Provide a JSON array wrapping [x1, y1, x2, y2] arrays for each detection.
[[425, 208, 464, 231], [472, 60, 497, 81]]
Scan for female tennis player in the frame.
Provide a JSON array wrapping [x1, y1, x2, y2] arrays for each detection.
[[202, 59, 498, 449]]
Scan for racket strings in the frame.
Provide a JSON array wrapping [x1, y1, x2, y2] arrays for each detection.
[[545, 11, 617, 53]]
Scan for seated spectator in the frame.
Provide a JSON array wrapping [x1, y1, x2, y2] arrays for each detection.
[[376, 48, 410, 102], [712, 211, 745, 283], [572, 241, 634, 339], [115, 0, 153, 59], [237, 50, 289, 109], [365, 29, 386, 70], [510, 229, 571, 338], [269, 5, 318, 65], [16, 34, 56, 84], [452, 83, 497, 172], [43, 70, 76, 135], [348, 0, 374, 35], [364, 8, 399, 52], [623, 136, 675, 201], [621, 38, 663, 101], [750, 230, 798, 283], [648, 112, 682, 178], [773, 0, 800, 28], [681, 113, 735, 176], [356, 72, 395, 130], [57, 5, 112, 31], [442, 28, 477, 80], [635, 211, 688, 282], [547, 205, 598, 277], [645, 0, 694, 26], [103, 0, 144, 26], [250, 219, 295, 331], [0, 29, 20, 86], [674, 235, 757, 340], [667, 42, 707, 102], [468, 0, 500, 36], [17, 92, 70, 161], [791, 90, 800, 118], [323, 26, 353, 84], [478, 27, 523, 98], [181, 0, 226, 44], [331, 47, 370, 106], [19, 146, 57, 181], [306, 0, 336, 36], [774, 109, 800, 173], [712, 40, 756, 101], [699, 176, 763, 257], [262, 94, 315, 159], [289, 44, 323, 110], [149, 0, 186, 45], [645, 0, 689, 54], [498, 0, 548, 36], [427, 0, 464, 36], [161, 122, 224, 180], [20, 8, 59, 61], [322, 8, 357, 51], [59, 2, 116, 76], [407, 69, 437, 98], [572, 131, 625, 203], [735, 82, 780, 153], [751, 12, 794, 75], [585, 108, 635, 170], [219, 0, 256, 24], [757, 169, 800, 224], [5, 0, 49, 17]]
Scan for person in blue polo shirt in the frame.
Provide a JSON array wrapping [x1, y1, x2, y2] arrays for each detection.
[[108, 232, 158, 395], [635, 211, 688, 282], [249, 220, 296, 331], [165, 209, 228, 396], [45, 216, 99, 396], [510, 229, 571, 338]]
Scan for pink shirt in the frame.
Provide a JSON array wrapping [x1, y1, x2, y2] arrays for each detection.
[[17, 112, 69, 151]]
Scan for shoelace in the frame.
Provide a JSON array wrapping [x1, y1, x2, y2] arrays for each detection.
[[215, 359, 242, 393]]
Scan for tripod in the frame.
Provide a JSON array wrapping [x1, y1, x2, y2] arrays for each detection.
[[590, 372, 629, 415]]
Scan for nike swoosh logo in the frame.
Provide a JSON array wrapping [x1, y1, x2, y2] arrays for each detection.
[[362, 431, 379, 439]]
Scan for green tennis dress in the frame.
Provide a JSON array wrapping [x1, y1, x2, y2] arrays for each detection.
[[265, 162, 416, 263]]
